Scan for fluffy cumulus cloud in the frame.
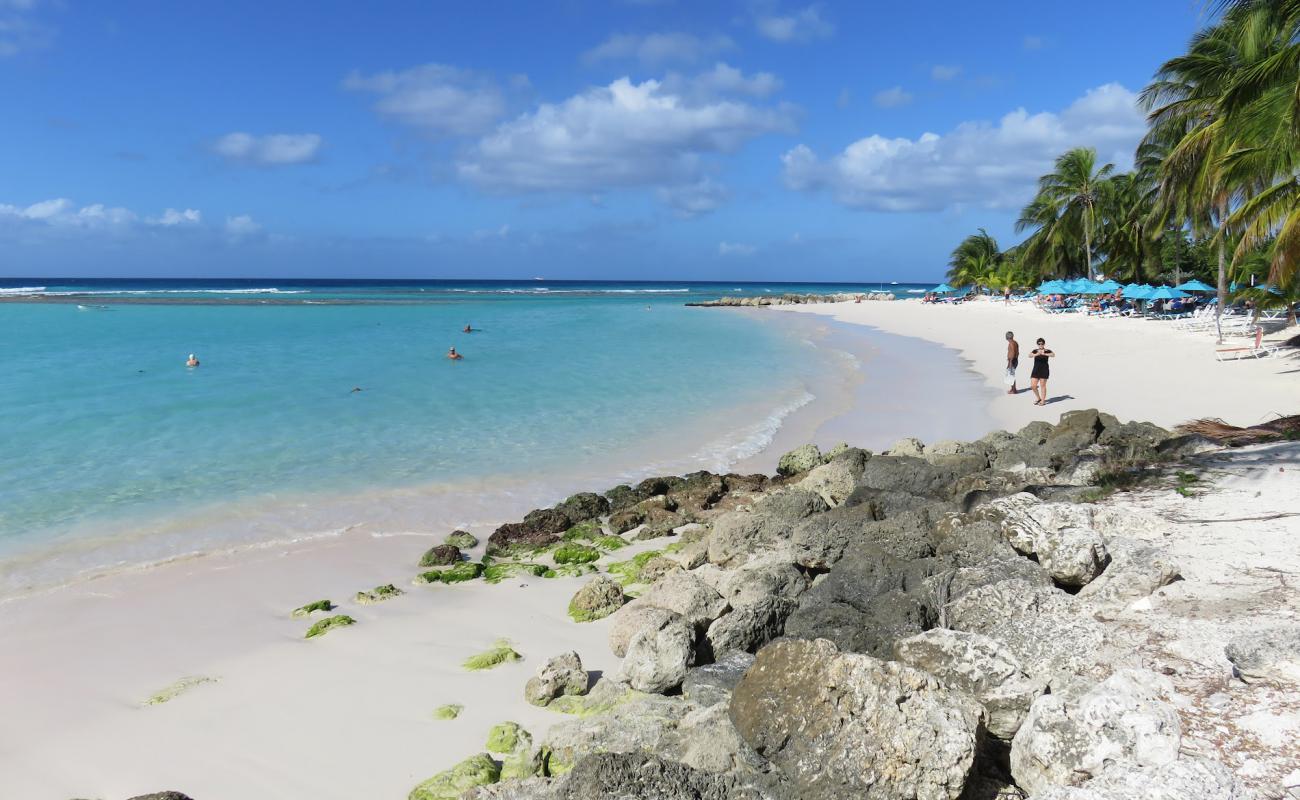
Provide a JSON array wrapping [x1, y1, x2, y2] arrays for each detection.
[[582, 32, 734, 66], [781, 82, 1146, 212], [149, 208, 202, 226], [343, 63, 508, 137], [1, 198, 218, 239], [873, 86, 913, 108], [754, 4, 834, 44], [658, 178, 730, 217], [457, 73, 794, 207], [213, 132, 322, 166]]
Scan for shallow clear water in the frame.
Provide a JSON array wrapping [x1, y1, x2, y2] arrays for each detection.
[[1, 279, 936, 590]]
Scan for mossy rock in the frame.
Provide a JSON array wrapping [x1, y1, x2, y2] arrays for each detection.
[[432, 703, 463, 720], [551, 563, 597, 578], [553, 543, 600, 565], [561, 520, 603, 542], [408, 752, 501, 800], [482, 562, 551, 584], [606, 550, 663, 586], [354, 584, 403, 604], [416, 561, 485, 584], [419, 543, 463, 568], [304, 614, 356, 639], [445, 530, 479, 549], [144, 675, 217, 706], [485, 721, 526, 753], [290, 599, 334, 618], [546, 680, 644, 717], [594, 535, 629, 551], [463, 640, 523, 670]]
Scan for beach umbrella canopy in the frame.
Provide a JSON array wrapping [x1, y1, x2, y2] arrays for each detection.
[[1147, 286, 1188, 300], [1125, 285, 1152, 299], [1095, 279, 1122, 293], [1175, 279, 1215, 292], [1038, 280, 1066, 293], [1122, 282, 1143, 294], [931, 283, 954, 293]]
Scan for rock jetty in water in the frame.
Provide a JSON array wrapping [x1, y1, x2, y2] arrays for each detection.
[[687, 292, 893, 307]]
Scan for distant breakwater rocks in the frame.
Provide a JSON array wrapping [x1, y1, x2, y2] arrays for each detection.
[[375, 409, 1269, 800], [687, 292, 894, 307]]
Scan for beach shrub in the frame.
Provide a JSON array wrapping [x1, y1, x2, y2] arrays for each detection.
[[290, 599, 334, 618], [354, 584, 403, 604], [607, 550, 663, 585], [432, 704, 463, 720], [553, 543, 600, 565], [304, 614, 356, 639], [416, 562, 485, 584], [445, 530, 479, 549], [408, 753, 500, 800], [144, 675, 216, 706], [463, 640, 523, 670], [482, 562, 551, 584]]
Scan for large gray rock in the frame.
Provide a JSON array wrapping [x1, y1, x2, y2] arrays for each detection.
[[567, 575, 626, 623], [556, 491, 611, 523], [683, 652, 755, 707], [1225, 623, 1300, 684], [717, 556, 808, 607], [618, 612, 695, 693], [791, 505, 937, 570], [892, 629, 1045, 739], [607, 603, 678, 658], [525, 650, 589, 707], [542, 693, 691, 772], [729, 638, 985, 800], [1030, 757, 1254, 800], [1075, 537, 1181, 613], [635, 570, 730, 629], [797, 449, 869, 507], [706, 596, 798, 656], [707, 488, 828, 566], [546, 751, 774, 800], [777, 443, 823, 476], [966, 493, 1109, 587], [1010, 669, 1182, 795], [886, 436, 926, 456]]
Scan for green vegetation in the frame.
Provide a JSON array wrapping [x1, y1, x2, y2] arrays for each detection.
[[550, 562, 598, 578], [485, 721, 525, 753], [552, 543, 600, 565], [432, 703, 463, 720], [305, 614, 356, 639], [445, 530, 478, 549], [408, 753, 501, 800], [290, 599, 334, 618], [354, 584, 403, 604], [606, 549, 663, 585], [482, 561, 553, 584], [561, 520, 603, 541], [463, 640, 523, 670], [144, 675, 216, 706], [594, 535, 629, 551], [416, 561, 485, 584]]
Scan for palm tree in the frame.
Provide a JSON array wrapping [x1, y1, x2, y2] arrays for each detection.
[[1019, 148, 1114, 280], [946, 229, 1001, 288], [1096, 172, 1161, 282]]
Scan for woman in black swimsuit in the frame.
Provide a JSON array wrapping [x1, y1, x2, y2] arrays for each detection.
[[1029, 338, 1055, 406]]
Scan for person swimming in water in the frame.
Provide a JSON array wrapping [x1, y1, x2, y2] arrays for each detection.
[[463, 324, 474, 333], [186, 353, 200, 367], [447, 347, 463, 360]]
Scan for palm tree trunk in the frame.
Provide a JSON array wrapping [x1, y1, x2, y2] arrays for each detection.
[[1215, 229, 1227, 344], [1084, 205, 1094, 281]]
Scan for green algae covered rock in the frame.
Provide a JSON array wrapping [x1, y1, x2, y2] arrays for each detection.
[[546, 677, 645, 717], [486, 721, 526, 753], [290, 599, 334, 618], [553, 543, 600, 565], [304, 614, 356, 639], [463, 640, 523, 670], [562, 520, 603, 542], [606, 550, 664, 586], [486, 722, 543, 780], [419, 544, 462, 567], [551, 562, 598, 578], [432, 703, 463, 720], [568, 576, 627, 623], [408, 752, 500, 800], [416, 561, 484, 584], [354, 583, 403, 604], [144, 676, 217, 706], [595, 535, 629, 551], [482, 561, 552, 584], [445, 530, 478, 549]]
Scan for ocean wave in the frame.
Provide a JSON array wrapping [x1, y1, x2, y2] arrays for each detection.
[[444, 287, 691, 295], [0, 287, 47, 295], [42, 288, 306, 296]]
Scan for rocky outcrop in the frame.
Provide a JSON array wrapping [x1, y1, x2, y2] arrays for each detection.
[[566, 575, 626, 623], [617, 613, 695, 693], [687, 292, 892, 307], [525, 651, 588, 707], [1029, 757, 1254, 800], [419, 543, 462, 567], [730, 638, 985, 800], [1009, 669, 1182, 794], [1225, 624, 1300, 684]]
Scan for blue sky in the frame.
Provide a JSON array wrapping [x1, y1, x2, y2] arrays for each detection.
[[1, 0, 1207, 281]]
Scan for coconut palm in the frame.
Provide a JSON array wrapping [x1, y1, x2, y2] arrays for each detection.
[[1018, 148, 1114, 280], [946, 229, 1002, 288]]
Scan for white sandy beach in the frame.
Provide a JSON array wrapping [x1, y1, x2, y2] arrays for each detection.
[[0, 296, 1296, 800], [780, 296, 1298, 432]]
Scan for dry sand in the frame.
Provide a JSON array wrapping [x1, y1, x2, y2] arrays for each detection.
[[778, 296, 1298, 433]]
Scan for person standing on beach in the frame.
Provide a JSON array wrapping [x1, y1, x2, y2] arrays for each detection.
[[1029, 338, 1055, 406], [1005, 332, 1019, 395]]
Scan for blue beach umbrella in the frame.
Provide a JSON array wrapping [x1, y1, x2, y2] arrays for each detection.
[[1147, 286, 1188, 300], [1095, 279, 1122, 293], [1176, 279, 1214, 292], [1125, 285, 1152, 299], [1038, 280, 1066, 293], [931, 283, 955, 293]]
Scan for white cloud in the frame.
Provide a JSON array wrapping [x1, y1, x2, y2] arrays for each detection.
[[149, 208, 202, 226], [931, 64, 961, 81], [873, 86, 913, 108], [213, 132, 322, 166], [457, 75, 794, 205], [659, 178, 729, 217], [718, 241, 756, 256], [0, 198, 137, 227], [343, 63, 507, 137], [754, 4, 834, 44], [583, 32, 734, 66], [781, 82, 1145, 212], [687, 62, 781, 98], [224, 214, 261, 237]]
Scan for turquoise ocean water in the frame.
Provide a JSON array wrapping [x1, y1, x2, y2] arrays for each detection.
[[0, 279, 933, 593]]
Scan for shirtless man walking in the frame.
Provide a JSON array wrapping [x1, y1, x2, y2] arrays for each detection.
[[1005, 331, 1019, 395]]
